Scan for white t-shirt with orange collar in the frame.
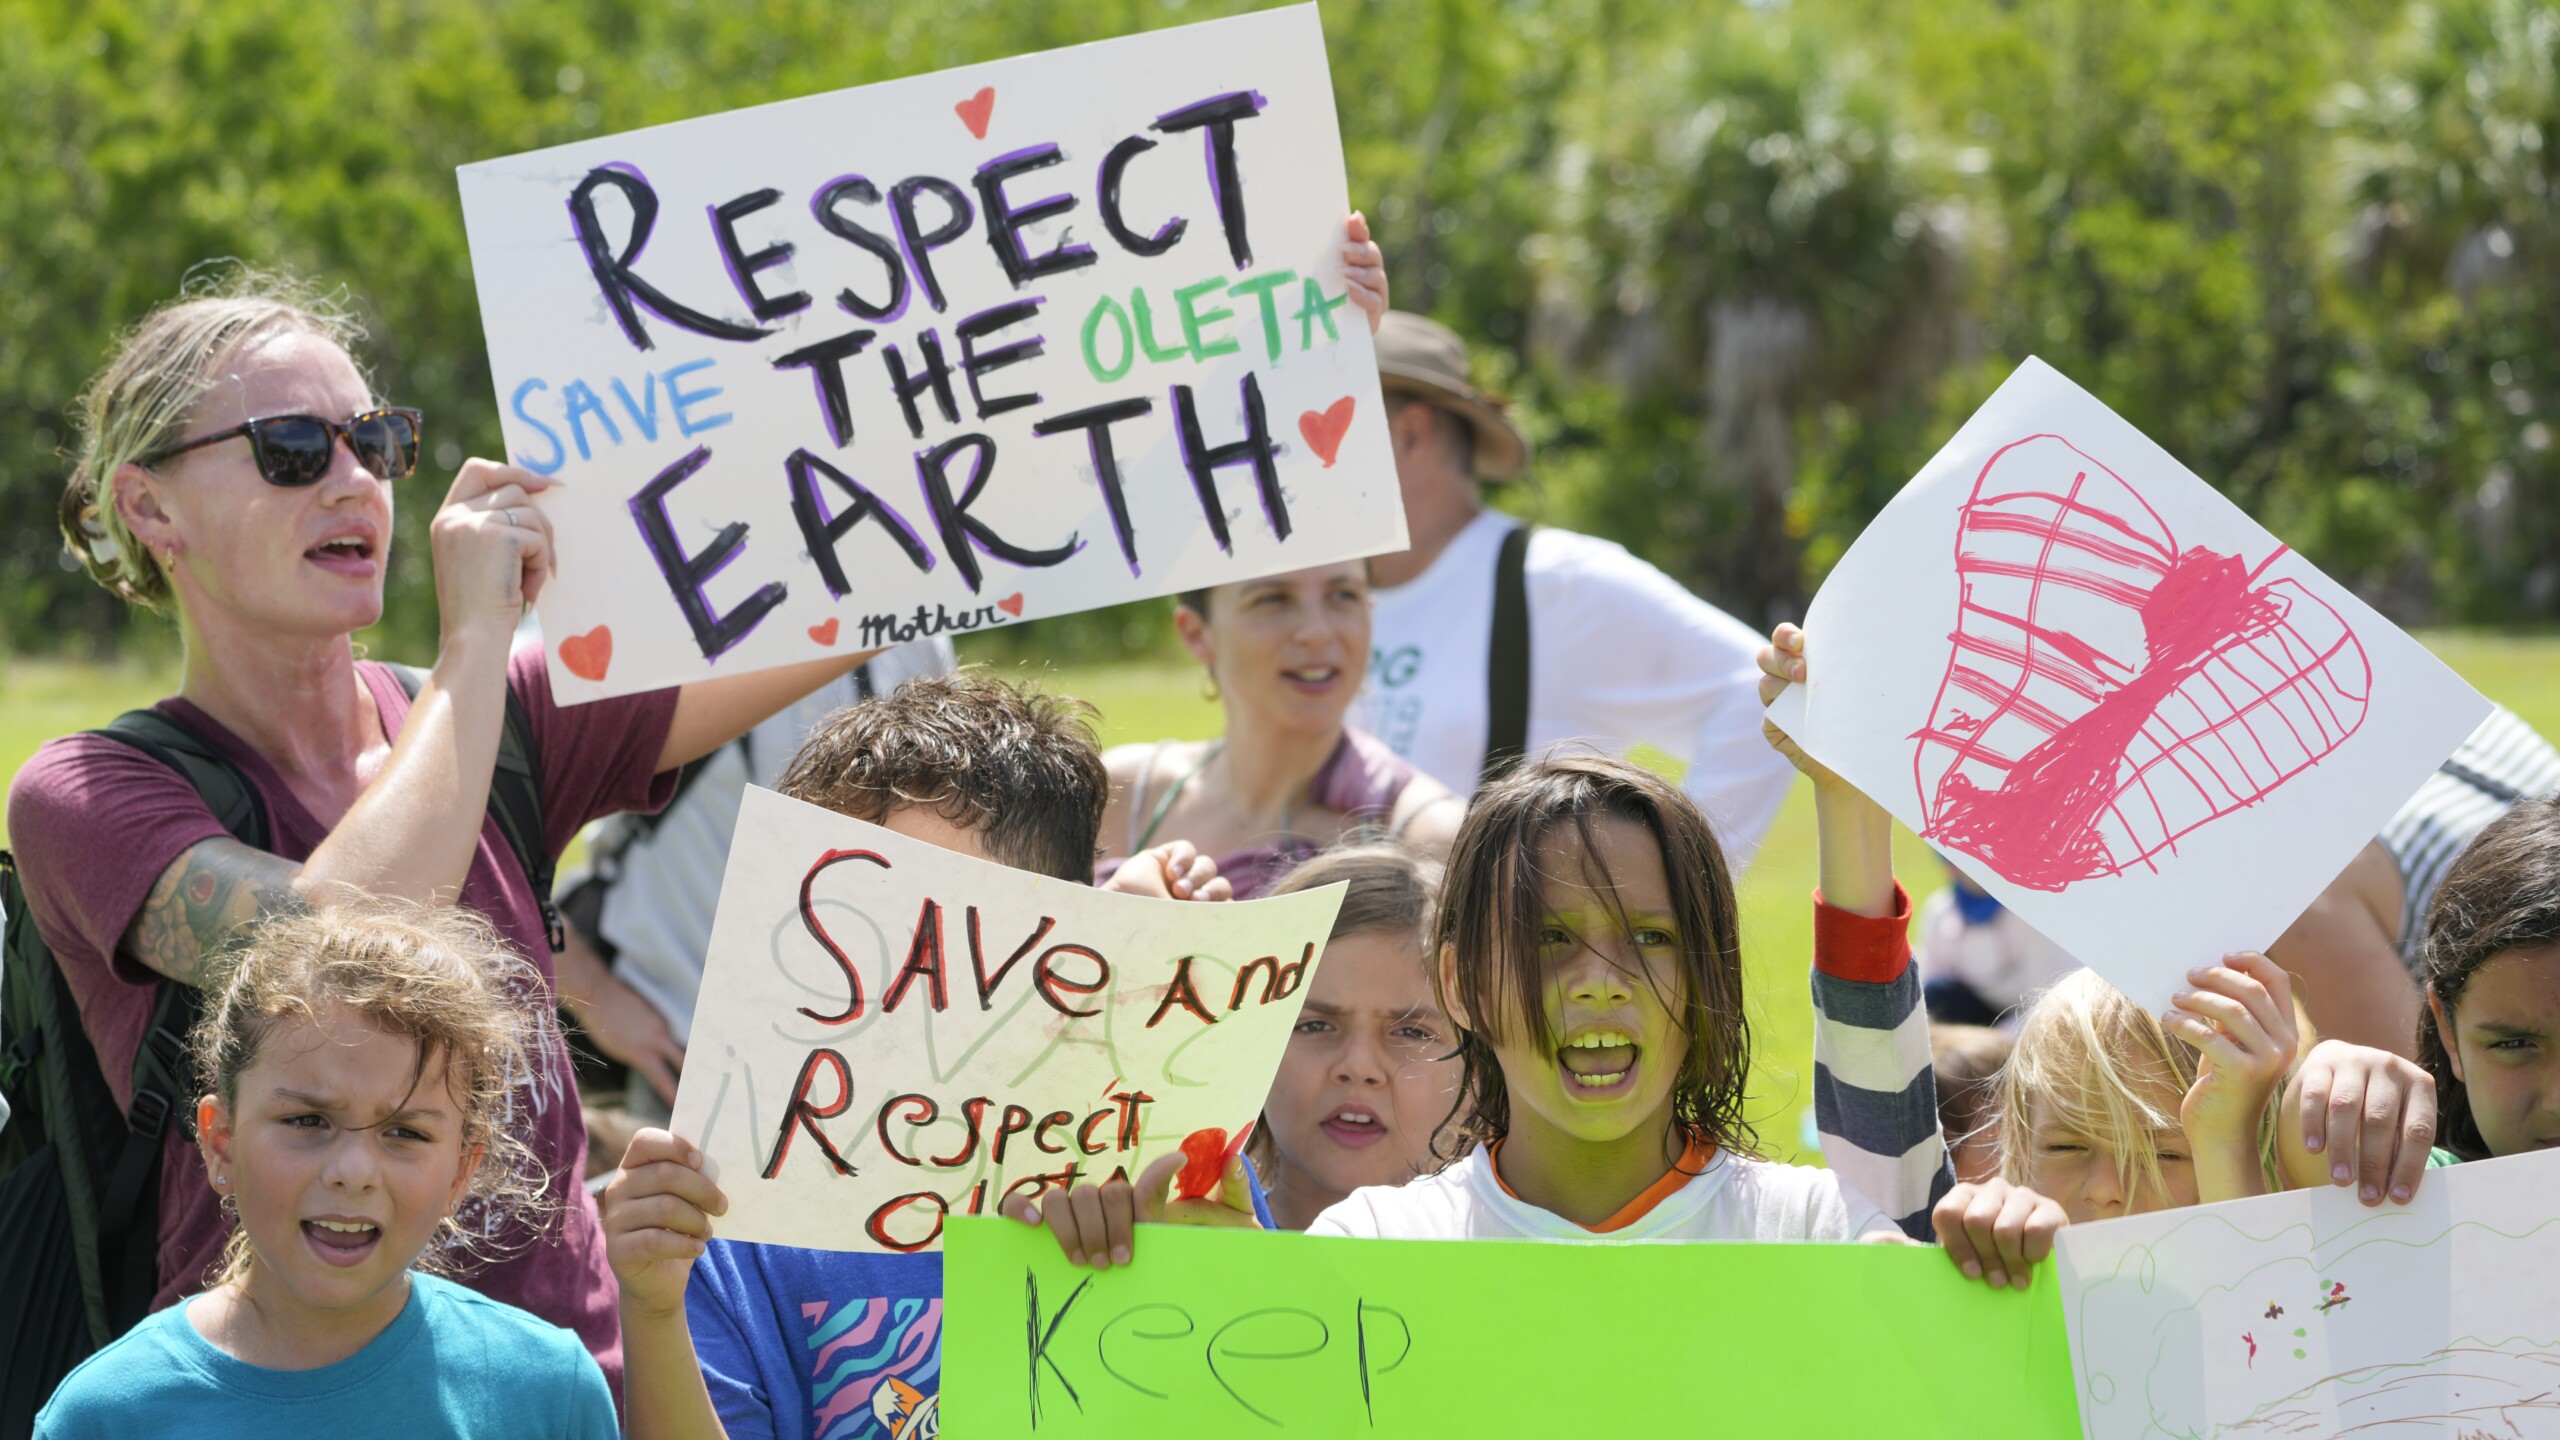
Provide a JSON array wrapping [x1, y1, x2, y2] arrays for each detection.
[[1305, 1134, 1894, 1243]]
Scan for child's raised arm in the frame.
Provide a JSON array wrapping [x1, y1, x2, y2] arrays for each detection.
[[1000, 1146, 1262, 1270], [603, 1129, 733, 1440], [1761, 622, 1955, 1240], [2277, 1041, 2439, 1206], [1759, 624, 1894, 917], [2166, 953, 2299, 1205]]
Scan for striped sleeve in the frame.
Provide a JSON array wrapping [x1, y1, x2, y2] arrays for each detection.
[[1809, 883, 1954, 1240], [2378, 706, 2560, 964]]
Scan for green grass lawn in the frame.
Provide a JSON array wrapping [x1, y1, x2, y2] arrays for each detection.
[[8, 633, 2558, 1164]]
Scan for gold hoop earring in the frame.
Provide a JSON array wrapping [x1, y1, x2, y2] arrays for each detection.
[[1200, 671, 1221, 703]]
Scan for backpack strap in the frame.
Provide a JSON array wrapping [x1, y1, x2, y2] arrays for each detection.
[[93, 710, 269, 1144], [383, 664, 559, 953], [98, 711, 268, 852], [1479, 523, 1535, 789], [92, 713, 269, 1167], [35, 709, 275, 1345]]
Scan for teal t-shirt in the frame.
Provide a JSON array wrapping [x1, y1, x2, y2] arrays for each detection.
[[35, 1271, 615, 1439], [2427, 1146, 2463, 1168]]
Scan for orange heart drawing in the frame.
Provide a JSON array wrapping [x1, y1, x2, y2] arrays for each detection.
[[996, 593, 1025, 618], [558, 626, 613, 682], [809, 618, 841, 646], [1298, 397, 1356, 467], [954, 86, 996, 140]]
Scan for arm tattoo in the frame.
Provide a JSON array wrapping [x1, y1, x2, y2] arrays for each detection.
[[125, 840, 306, 986]]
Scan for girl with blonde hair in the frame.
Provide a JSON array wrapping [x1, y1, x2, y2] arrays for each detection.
[[36, 906, 613, 1436]]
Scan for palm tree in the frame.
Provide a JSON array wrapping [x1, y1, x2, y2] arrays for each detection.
[[1527, 22, 1965, 624]]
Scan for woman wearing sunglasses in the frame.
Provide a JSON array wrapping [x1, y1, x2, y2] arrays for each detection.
[[6, 273, 890, 1399]]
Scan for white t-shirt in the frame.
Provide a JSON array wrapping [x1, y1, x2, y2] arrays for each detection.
[[1357, 511, 1793, 859], [1306, 1146, 1893, 1243], [585, 638, 954, 1041]]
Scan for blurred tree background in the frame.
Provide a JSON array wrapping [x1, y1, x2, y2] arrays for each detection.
[[5, 0, 2557, 661]]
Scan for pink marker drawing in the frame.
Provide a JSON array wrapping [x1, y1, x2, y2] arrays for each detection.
[[1913, 435, 2372, 891], [2244, 1332, 2257, 1368]]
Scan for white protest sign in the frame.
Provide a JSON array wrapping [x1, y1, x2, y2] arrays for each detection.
[[667, 786, 1345, 1252], [2057, 1147, 2560, 1438], [1767, 358, 2488, 1009], [457, 6, 1403, 702]]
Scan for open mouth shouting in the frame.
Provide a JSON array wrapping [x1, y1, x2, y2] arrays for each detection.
[[303, 1215, 384, 1268], [1559, 1028, 1638, 1097], [1318, 1102, 1388, 1149], [305, 528, 380, 577]]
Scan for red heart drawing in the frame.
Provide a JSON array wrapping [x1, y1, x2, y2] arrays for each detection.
[[996, 593, 1025, 618], [808, 618, 840, 646], [1298, 397, 1356, 468], [954, 86, 995, 140], [1914, 434, 2371, 892], [558, 626, 613, 683]]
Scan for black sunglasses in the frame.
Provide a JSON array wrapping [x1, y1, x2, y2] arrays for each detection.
[[139, 407, 425, 487]]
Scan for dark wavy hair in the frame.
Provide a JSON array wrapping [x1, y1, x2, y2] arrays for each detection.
[[776, 669, 1107, 882], [2417, 792, 2560, 1160], [1431, 752, 1753, 1159]]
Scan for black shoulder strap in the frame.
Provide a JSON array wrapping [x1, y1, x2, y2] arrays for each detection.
[[1480, 523, 1535, 788], [98, 711, 269, 852], [66, 709, 272, 1342], [384, 664, 560, 952]]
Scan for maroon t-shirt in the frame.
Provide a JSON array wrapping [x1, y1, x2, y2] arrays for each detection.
[[5, 646, 677, 1394]]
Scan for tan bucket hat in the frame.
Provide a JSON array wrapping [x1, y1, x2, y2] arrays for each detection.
[[1374, 310, 1531, 480]]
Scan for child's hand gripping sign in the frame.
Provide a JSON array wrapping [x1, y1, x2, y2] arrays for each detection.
[[666, 787, 1344, 1252], [456, 5, 1404, 702]]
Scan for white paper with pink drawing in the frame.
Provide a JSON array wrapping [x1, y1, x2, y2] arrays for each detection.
[[1765, 357, 2489, 1010]]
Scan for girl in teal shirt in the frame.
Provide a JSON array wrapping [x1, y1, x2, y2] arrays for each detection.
[[37, 906, 614, 1438]]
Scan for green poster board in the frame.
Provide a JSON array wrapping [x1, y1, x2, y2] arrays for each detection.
[[942, 1216, 2084, 1435]]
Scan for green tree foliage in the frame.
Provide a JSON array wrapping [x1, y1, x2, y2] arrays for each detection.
[[2, 0, 2552, 660]]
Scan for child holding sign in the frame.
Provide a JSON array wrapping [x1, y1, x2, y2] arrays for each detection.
[[605, 675, 1124, 1440], [36, 906, 615, 1438], [603, 672, 1302, 1440], [1297, 749, 2063, 1289], [1758, 624, 2444, 1236]]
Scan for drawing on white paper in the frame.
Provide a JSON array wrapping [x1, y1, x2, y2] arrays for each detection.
[[1914, 434, 2372, 893], [1763, 357, 2490, 1010], [2057, 1148, 2560, 1439]]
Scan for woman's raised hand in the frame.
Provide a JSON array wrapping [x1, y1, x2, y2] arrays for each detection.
[[1343, 212, 1389, 334], [432, 458, 560, 636]]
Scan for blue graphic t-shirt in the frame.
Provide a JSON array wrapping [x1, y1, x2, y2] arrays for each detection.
[[688, 1241, 942, 1440]]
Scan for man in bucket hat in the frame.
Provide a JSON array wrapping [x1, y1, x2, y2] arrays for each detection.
[[1358, 311, 1792, 857]]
